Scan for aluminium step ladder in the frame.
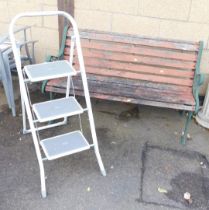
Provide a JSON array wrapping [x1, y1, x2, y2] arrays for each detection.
[[9, 11, 106, 198]]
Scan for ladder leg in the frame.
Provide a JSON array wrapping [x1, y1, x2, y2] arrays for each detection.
[[39, 160, 47, 198], [76, 35, 106, 176], [94, 145, 106, 176], [88, 110, 106, 176], [21, 92, 47, 197], [30, 126, 47, 197]]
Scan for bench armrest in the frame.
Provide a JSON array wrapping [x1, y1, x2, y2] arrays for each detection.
[[45, 54, 63, 62], [197, 73, 204, 86], [45, 25, 69, 62], [193, 41, 204, 113], [193, 73, 204, 114]]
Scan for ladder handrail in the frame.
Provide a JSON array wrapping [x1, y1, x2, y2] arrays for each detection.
[[9, 11, 80, 72]]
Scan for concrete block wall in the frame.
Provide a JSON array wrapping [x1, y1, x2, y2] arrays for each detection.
[[0, 0, 59, 63], [74, 0, 209, 94], [0, 0, 209, 94]]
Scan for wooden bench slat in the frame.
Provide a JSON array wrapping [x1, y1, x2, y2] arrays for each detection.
[[86, 75, 193, 93], [84, 67, 193, 86], [45, 85, 195, 111], [80, 51, 195, 70], [46, 78, 195, 105], [47, 77, 193, 97], [65, 49, 196, 72], [68, 29, 199, 51], [80, 92, 195, 111], [47, 76, 193, 93], [75, 62, 193, 84], [72, 58, 195, 79], [65, 39, 197, 62], [73, 79, 195, 104]]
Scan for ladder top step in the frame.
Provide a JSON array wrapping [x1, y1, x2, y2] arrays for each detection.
[[40, 130, 90, 160], [24, 60, 76, 82], [33, 97, 83, 122]]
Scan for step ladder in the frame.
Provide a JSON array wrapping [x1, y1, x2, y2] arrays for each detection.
[[9, 11, 106, 198]]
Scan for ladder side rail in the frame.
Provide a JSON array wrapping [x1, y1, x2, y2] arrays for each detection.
[[22, 69, 31, 134], [63, 35, 76, 124], [66, 34, 75, 98], [73, 24, 106, 176], [9, 13, 49, 198]]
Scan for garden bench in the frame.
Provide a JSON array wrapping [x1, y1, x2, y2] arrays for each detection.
[[42, 26, 204, 144]]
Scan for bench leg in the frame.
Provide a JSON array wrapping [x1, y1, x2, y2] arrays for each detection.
[[41, 80, 54, 100], [49, 92, 54, 100], [180, 111, 193, 145], [178, 110, 185, 116]]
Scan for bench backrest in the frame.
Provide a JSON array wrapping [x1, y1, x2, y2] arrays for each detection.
[[44, 27, 204, 112], [64, 28, 202, 87]]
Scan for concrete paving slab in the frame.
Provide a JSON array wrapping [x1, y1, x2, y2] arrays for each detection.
[[141, 144, 209, 209]]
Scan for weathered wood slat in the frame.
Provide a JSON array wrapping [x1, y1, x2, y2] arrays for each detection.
[[65, 39, 197, 62], [73, 80, 195, 105], [65, 50, 196, 72], [68, 29, 199, 51], [45, 86, 195, 111], [46, 77, 195, 105], [86, 68, 193, 86], [71, 56, 195, 78], [82, 92, 195, 111], [86, 75, 193, 92], [47, 76, 193, 93], [73, 66, 193, 86]]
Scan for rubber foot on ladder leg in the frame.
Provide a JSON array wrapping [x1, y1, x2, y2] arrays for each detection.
[[22, 129, 31, 135], [22, 129, 27, 135], [101, 169, 107, 177], [41, 190, 47, 198]]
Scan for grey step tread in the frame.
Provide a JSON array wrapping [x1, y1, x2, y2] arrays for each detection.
[[33, 97, 83, 122], [24, 60, 76, 82], [40, 131, 90, 160]]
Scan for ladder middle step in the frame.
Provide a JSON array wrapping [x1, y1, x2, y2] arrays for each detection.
[[33, 97, 83, 122]]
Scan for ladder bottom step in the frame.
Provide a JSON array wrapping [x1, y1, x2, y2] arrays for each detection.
[[40, 131, 90, 160]]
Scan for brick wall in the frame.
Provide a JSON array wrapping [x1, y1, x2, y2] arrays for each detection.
[[74, 0, 209, 94], [0, 0, 59, 63]]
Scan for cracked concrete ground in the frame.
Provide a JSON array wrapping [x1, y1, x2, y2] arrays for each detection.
[[0, 85, 209, 210]]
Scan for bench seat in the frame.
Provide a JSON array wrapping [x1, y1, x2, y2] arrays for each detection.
[[46, 75, 195, 111]]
